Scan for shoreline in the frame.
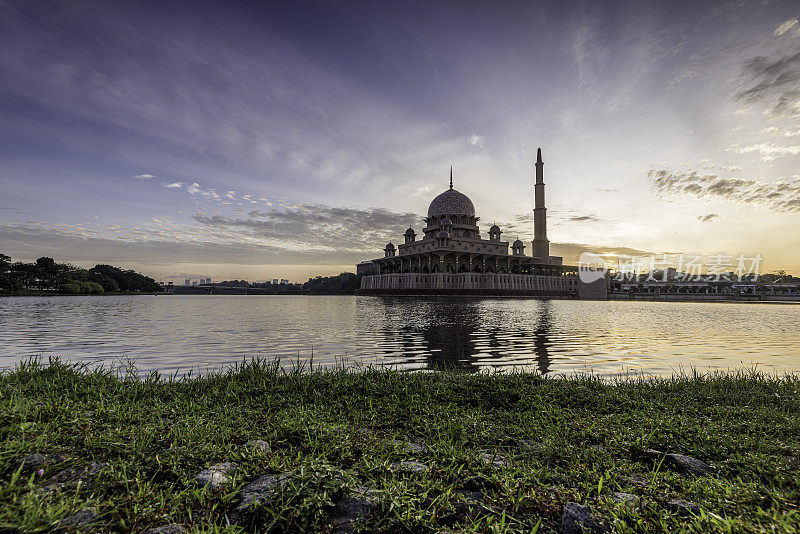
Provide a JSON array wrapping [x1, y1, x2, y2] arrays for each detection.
[[2, 360, 798, 532]]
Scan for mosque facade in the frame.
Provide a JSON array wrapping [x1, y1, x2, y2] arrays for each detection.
[[356, 149, 603, 298]]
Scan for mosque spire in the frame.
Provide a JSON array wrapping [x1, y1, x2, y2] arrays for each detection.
[[449, 165, 453, 190]]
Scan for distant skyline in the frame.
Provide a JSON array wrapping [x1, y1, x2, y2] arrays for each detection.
[[1, 0, 799, 282]]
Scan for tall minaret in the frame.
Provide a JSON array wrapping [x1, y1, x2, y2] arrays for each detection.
[[532, 148, 550, 263]]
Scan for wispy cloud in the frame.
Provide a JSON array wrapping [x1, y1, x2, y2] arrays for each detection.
[[649, 169, 800, 212], [193, 204, 420, 253], [697, 213, 719, 222], [736, 50, 800, 117], [185, 182, 219, 199], [568, 214, 601, 223], [135, 173, 156, 180], [774, 18, 800, 38], [164, 182, 184, 189], [730, 142, 800, 161]]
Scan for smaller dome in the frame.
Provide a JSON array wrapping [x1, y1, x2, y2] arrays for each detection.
[[441, 217, 453, 226], [385, 242, 395, 249], [489, 224, 501, 233], [436, 230, 450, 239], [512, 239, 524, 247], [404, 227, 415, 235]]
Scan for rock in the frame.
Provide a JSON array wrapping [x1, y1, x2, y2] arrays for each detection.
[[388, 439, 426, 454], [47, 462, 108, 491], [55, 507, 99, 532], [516, 439, 545, 453], [243, 440, 271, 453], [195, 462, 236, 490], [619, 475, 651, 488], [560, 502, 601, 534], [639, 449, 711, 475], [479, 451, 509, 469], [666, 499, 700, 516], [665, 454, 712, 475], [351, 486, 379, 501], [229, 473, 290, 523], [331, 496, 375, 533], [142, 525, 186, 534], [15, 453, 70, 474], [391, 460, 429, 473], [611, 492, 637, 506]]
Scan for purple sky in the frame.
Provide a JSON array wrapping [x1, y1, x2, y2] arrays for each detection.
[[1, 0, 799, 281]]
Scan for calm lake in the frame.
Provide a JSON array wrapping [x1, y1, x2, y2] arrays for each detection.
[[1, 295, 799, 377]]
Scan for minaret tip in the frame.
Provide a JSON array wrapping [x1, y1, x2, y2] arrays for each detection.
[[449, 165, 453, 190], [536, 147, 543, 164]]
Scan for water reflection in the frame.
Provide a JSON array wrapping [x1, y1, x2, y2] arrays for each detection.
[[1, 295, 799, 377], [373, 298, 556, 374]]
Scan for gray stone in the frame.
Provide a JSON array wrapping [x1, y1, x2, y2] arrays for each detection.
[[620, 475, 651, 488], [560, 502, 600, 534], [478, 451, 509, 469], [388, 440, 426, 454], [351, 486, 379, 501], [47, 462, 108, 491], [50, 462, 108, 483], [391, 460, 429, 473], [665, 454, 712, 475], [142, 525, 186, 534], [611, 492, 637, 506], [243, 440, 271, 453], [195, 462, 237, 490], [55, 507, 99, 532], [666, 499, 701, 516], [16, 453, 70, 473], [229, 473, 290, 523], [516, 439, 545, 453], [641, 449, 711, 475], [331, 496, 375, 533]]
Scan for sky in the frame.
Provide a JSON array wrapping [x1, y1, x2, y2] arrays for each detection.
[[1, 0, 799, 282]]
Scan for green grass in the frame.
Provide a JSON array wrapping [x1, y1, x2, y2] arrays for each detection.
[[1, 358, 799, 533]]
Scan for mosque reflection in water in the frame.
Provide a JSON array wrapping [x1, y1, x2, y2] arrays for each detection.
[[368, 298, 555, 373]]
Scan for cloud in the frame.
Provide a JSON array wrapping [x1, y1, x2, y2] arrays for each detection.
[[194, 204, 420, 253], [736, 50, 800, 117], [568, 214, 601, 222], [697, 213, 719, 222], [550, 242, 664, 266], [730, 142, 800, 161], [0, 222, 374, 267], [164, 182, 184, 189], [186, 182, 220, 199], [774, 18, 800, 37], [649, 169, 800, 212], [469, 134, 484, 148], [135, 173, 156, 180]]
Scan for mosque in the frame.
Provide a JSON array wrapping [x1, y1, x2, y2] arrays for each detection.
[[356, 149, 605, 298]]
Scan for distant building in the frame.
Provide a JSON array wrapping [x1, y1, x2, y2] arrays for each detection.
[[356, 150, 602, 298], [280, 279, 289, 285], [184, 278, 190, 286], [272, 278, 279, 284], [205, 277, 212, 284]]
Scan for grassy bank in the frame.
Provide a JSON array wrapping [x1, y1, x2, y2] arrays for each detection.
[[1, 359, 798, 533]]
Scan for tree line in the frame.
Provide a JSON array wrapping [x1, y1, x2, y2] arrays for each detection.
[[0, 253, 161, 294], [209, 273, 362, 294]]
